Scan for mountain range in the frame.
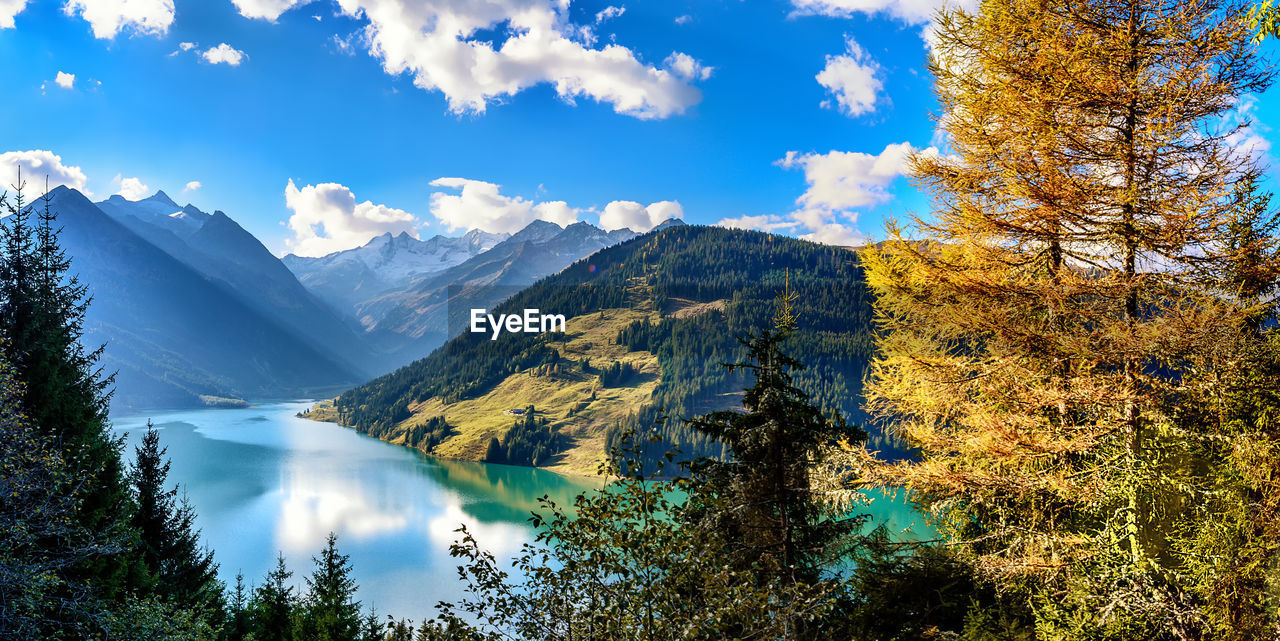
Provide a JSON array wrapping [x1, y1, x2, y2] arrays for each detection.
[[36, 185, 880, 474], [282, 228, 509, 325], [45, 187, 363, 409], [38, 187, 665, 408], [283, 217, 673, 370]]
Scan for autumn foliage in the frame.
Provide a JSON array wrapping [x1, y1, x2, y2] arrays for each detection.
[[859, 0, 1280, 635]]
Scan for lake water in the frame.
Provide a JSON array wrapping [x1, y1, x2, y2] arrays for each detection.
[[111, 400, 934, 621]]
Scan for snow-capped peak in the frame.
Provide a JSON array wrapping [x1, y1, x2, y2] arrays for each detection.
[[285, 228, 512, 294]]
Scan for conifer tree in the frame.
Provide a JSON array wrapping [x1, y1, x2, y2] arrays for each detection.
[[360, 606, 384, 641], [859, 0, 1277, 634], [296, 532, 362, 641], [1155, 177, 1280, 639], [129, 422, 223, 615], [0, 350, 123, 639], [687, 284, 864, 588], [249, 553, 297, 641], [0, 173, 130, 594], [225, 572, 251, 641]]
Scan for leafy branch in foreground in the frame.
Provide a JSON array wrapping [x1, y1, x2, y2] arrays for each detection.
[[424, 430, 844, 641], [1249, 0, 1280, 39]]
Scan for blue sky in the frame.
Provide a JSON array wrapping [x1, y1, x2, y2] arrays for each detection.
[[0, 0, 1275, 256]]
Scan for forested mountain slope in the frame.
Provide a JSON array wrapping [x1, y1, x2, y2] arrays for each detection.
[[314, 225, 895, 475]]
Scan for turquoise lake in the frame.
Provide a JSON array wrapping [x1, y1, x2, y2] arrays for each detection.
[[112, 400, 933, 621]]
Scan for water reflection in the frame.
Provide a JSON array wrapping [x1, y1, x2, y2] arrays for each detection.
[[112, 401, 596, 619]]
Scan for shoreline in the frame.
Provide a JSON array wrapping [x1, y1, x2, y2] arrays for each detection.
[[297, 398, 609, 480]]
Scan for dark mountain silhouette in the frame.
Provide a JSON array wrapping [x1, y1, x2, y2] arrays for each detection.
[[45, 187, 360, 409]]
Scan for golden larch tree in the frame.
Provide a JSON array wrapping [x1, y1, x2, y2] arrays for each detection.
[[857, 0, 1276, 634]]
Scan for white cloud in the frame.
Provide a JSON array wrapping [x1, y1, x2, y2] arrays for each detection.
[[183, 181, 202, 192], [716, 209, 865, 244], [1224, 94, 1272, 162], [789, 0, 971, 25], [817, 38, 881, 117], [799, 219, 868, 246], [332, 33, 358, 55], [714, 214, 797, 233], [674, 14, 691, 25], [428, 178, 580, 234], [113, 175, 150, 200], [0, 150, 90, 196], [179, 41, 196, 51], [595, 5, 624, 23], [429, 178, 688, 234], [715, 142, 933, 247], [532, 201, 578, 227], [63, 0, 175, 39], [230, 0, 311, 20], [717, 208, 867, 247], [0, 0, 28, 29], [284, 179, 419, 257], [201, 43, 246, 66], [778, 142, 931, 211], [663, 52, 713, 81], [241, 0, 705, 119], [54, 71, 75, 89], [793, 0, 977, 50], [41, 71, 77, 93], [598, 200, 683, 232]]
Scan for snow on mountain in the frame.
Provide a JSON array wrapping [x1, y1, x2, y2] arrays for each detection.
[[282, 229, 509, 318], [96, 191, 211, 236], [290, 230, 508, 283]]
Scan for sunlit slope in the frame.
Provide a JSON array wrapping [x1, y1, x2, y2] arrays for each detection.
[[311, 225, 887, 474], [410, 307, 658, 476]]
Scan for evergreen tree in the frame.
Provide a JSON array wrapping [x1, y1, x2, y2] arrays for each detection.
[[360, 606, 384, 641], [686, 291, 864, 588], [129, 422, 224, 615], [384, 618, 416, 641], [1159, 179, 1280, 639], [0, 173, 131, 595], [249, 553, 297, 641], [0, 350, 123, 639], [225, 572, 251, 641], [296, 532, 362, 641], [483, 437, 503, 464]]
